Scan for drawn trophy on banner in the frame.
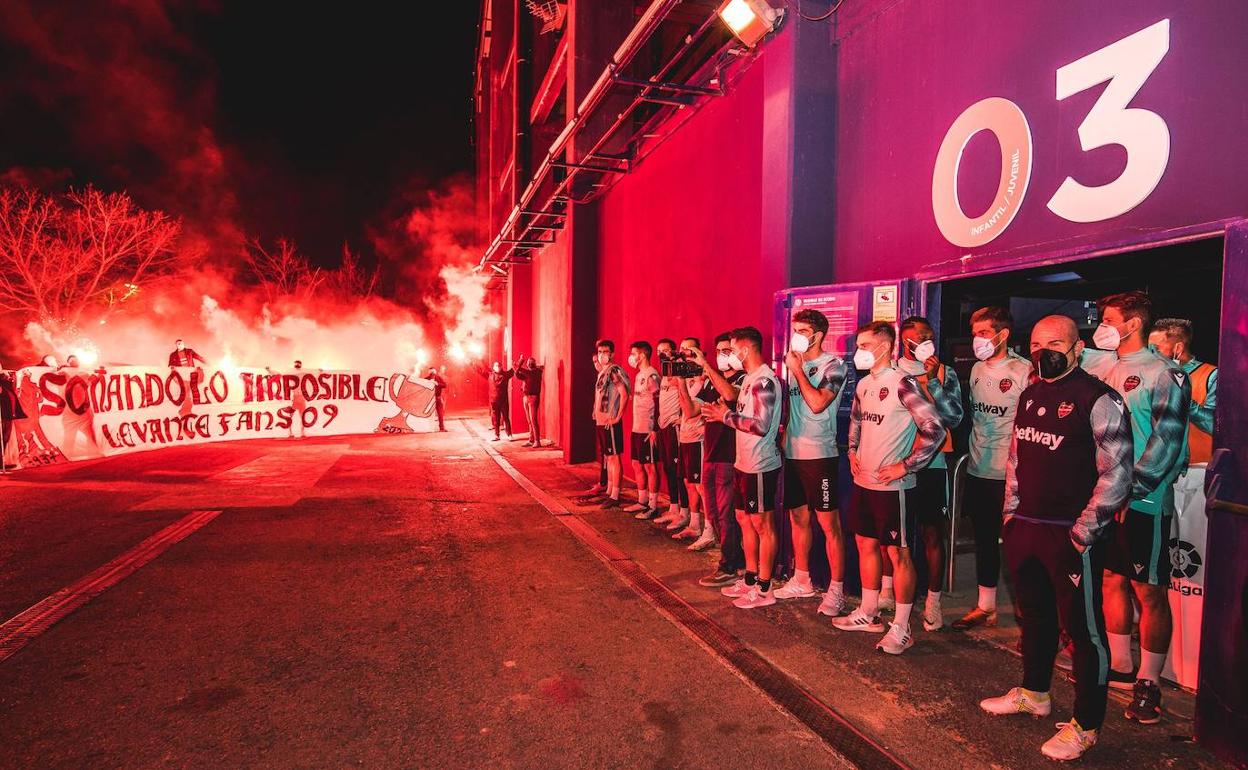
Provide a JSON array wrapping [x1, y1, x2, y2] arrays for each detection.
[[376, 374, 436, 434]]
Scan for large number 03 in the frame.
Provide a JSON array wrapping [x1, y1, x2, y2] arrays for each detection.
[[932, 19, 1171, 248]]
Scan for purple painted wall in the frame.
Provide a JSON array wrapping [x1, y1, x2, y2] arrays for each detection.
[[832, 0, 1248, 282]]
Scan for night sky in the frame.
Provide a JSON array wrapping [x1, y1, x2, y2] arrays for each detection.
[[0, 2, 481, 267]]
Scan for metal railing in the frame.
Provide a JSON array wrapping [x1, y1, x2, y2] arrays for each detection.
[[946, 453, 970, 593]]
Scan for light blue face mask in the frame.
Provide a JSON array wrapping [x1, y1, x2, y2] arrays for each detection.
[[1148, 343, 1182, 366]]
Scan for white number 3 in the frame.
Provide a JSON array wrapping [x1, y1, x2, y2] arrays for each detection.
[[1047, 19, 1172, 223]]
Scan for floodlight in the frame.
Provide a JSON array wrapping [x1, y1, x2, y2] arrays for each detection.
[[718, 0, 784, 48]]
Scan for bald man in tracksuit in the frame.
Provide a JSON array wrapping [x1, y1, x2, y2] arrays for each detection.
[[980, 314, 1133, 761]]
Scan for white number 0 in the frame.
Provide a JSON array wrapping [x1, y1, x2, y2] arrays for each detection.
[[1046, 19, 1171, 223], [933, 19, 1173, 245]]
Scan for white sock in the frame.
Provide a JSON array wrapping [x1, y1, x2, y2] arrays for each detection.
[[860, 588, 880, 616], [638, 490, 649, 505], [668, 502, 679, 513], [894, 602, 914, 631], [926, 590, 941, 609], [977, 585, 997, 612], [680, 507, 689, 518], [794, 569, 810, 585], [1139, 649, 1167, 683], [881, 575, 894, 595], [703, 519, 715, 537], [609, 486, 620, 500], [828, 580, 844, 595], [1108, 632, 1134, 673], [687, 508, 702, 530]]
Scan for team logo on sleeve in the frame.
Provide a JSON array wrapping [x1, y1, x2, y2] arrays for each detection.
[[808, 367, 817, 378], [999, 379, 1013, 393], [1124, 375, 1141, 392], [1057, 402, 1074, 419], [878, 387, 890, 400], [1171, 370, 1187, 386], [1025, 399, 1034, 411]]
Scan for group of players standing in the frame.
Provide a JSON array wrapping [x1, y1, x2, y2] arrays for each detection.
[[574, 288, 1216, 761]]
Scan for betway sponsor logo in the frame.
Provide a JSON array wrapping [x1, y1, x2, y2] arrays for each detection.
[[1015, 425, 1065, 451], [973, 402, 1009, 417], [862, 412, 885, 425]]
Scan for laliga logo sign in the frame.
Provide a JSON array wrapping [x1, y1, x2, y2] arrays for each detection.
[[933, 19, 1171, 247]]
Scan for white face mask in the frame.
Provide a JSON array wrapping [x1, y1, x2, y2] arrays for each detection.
[[1093, 322, 1123, 351], [789, 332, 811, 354], [853, 348, 877, 371], [627, 354, 639, 368], [716, 352, 734, 371], [972, 334, 999, 361], [911, 339, 935, 361], [597, 352, 610, 365]]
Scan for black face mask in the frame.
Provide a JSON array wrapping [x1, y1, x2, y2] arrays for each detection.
[[1032, 346, 1074, 380]]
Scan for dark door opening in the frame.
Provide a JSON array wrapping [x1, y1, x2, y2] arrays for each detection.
[[930, 237, 1224, 379]]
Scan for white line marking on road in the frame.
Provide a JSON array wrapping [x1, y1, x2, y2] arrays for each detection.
[[0, 509, 222, 664]]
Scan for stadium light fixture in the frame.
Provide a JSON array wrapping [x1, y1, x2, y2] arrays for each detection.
[[717, 0, 784, 48]]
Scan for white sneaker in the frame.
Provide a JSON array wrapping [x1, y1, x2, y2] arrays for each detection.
[[817, 589, 846, 617], [665, 513, 690, 531], [879, 590, 896, 613], [773, 579, 818, 600], [633, 507, 659, 520], [688, 529, 717, 551], [923, 602, 944, 632], [733, 586, 776, 609], [876, 622, 914, 655], [721, 579, 751, 598], [1041, 720, 1098, 761], [832, 608, 885, 633], [622, 503, 647, 513], [653, 510, 678, 525], [979, 687, 1053, 717], [672, 526, 699, 540]]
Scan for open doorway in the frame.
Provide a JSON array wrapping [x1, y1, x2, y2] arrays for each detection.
[[931, 237, 1224, 383]]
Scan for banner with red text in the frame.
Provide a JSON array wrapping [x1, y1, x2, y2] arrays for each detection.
[[1, 366, 437, 466]]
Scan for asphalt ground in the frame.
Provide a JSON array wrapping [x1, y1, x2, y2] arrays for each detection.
[[0, 417, 1226, 769]]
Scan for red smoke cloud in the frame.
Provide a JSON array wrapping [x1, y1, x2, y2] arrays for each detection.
[[369, 175, 499, 350], [0, 3, 495, 373], [0, 0, 242, 260]]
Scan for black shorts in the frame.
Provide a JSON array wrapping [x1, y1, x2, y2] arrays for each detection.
[[783, 457, 838, 512], [847, 484, 918, 548], [596, 422, 623, 457], [914, 467, 950, 526], [1106, 508, 1172, 585], [734, 467, 780, 514], [630, 431, 659, 464], [679, 442, 703, 483]]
